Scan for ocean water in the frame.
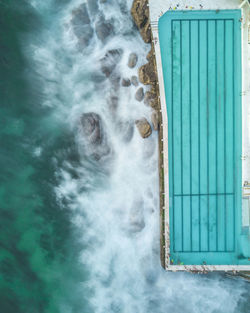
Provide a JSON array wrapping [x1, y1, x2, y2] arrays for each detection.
[[0, 1, 249, 313]]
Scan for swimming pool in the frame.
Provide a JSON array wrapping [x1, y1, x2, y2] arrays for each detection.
[[159, 10, 250, 266]]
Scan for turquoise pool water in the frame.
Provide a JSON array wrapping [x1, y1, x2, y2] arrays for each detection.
[[159, 10, 250, 265]]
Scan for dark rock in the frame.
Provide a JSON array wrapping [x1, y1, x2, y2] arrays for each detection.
[[87, 0, 99, 17], [72, 3, 91, 25], [95, 15, 114, 42], [131, 75, 139, 86], [135, 118, 152, 138], [121, 78, 131, 87], [81, 112, 102, 144], [80, 113, 111, 160], [127, 52, 138, 68], [100, 49, 123, 77], [90, 72, 106, 83], [71, 4, 93, 48], [135, 87, 144, 101]]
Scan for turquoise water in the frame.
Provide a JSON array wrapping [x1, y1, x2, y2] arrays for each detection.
[[159, 10, 249, 265], [0, 1, 249, 313]]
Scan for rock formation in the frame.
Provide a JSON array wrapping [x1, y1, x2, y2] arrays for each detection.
[[95, 15, 114, 42], [135, 118, 152, 138], [131, 0, 159, 108], [121, 78, 131, 87], [71, 3, 94, 49], [131, 0, 160, 117], [135, 87, 144, 101], [131, 75, 139, 86], [127, 53, 138, 68], [131, 0, 151, 43], [100, 49, 123, 77], [80, 113, 111, 160]]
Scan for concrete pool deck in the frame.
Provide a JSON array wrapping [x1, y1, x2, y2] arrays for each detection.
[[149, 0, 250, 272]]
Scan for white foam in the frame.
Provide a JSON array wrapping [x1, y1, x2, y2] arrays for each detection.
[[27, 0, 248, 312]]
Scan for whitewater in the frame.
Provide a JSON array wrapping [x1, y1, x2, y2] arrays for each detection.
[[24, 0, 249, 312]]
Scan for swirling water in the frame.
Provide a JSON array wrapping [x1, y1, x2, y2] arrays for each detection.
[[0, 0, 249, 312]]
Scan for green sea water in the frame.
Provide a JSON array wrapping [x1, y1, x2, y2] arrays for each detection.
[[0, 1, 249, 313], [0, 2, 90, 312]]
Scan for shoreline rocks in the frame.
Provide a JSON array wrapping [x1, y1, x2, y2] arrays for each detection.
[[131, 0, 160, 139], [131, 0, 159, 110], [131, 0, 151, 43], [135, 118, 152, 138]]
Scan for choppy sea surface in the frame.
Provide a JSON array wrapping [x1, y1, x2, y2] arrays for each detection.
[[0, 0, 249, 312]]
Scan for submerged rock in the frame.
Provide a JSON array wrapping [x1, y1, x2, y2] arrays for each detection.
[[95, 15, 114, 42], [121, 78, 131, 87], [127, 52, 138, 68], [135, 118, 152, 138], [135, 87, 144, 101], [72, 3, 90, 24], [87, 0, 99, 17], [81, 112, 102, 144], [100, 49, 123, 77], [109, 72, 121, 91], [116, 120, 134, 142], [131, 75, 139, 86], [129, 199, 145, 233], [80, 112, 111, 160], [71, 3, 93, 48], [107, 96, 119, 115]]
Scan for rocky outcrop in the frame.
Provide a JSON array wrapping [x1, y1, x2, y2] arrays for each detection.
[[131, 0, 160, 112], [127, 53, 138, 68], [71, 3, 94, 49], [135, 118, 152, 138], [100, 49, 123, 77], [95, 15, 114, 42], [87, 0, 98, 17], [80, 113, 111, 160], [135, 87, 144, 101], [81, 112, 102, 144], [121, 78, 131, 87], [131, 0, 151, 43]]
